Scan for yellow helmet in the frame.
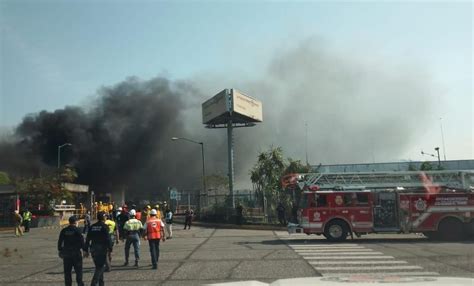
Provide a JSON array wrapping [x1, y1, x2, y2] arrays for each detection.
[[155, 204, 160, 209], [146, 205, 151, 209]]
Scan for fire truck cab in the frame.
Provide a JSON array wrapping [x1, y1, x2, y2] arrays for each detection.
[[288, 171, 474, 241]]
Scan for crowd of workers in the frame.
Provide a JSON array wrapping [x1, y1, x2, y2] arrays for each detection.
[[57, 202, 192, 286]]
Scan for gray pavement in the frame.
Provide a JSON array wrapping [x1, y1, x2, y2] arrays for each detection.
[[0, 226, 473, 285]]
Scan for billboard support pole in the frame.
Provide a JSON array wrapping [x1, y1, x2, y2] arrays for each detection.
[[227, 118, 235, 209]]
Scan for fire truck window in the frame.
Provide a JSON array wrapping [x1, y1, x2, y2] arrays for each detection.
[[299, 194, 309, 208], [343, 194, 354, 206], [356, 193, 369, 205], [316, 194, 327, 207]]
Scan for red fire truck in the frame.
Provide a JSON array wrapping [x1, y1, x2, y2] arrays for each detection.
[[285, 170, 474, 241]]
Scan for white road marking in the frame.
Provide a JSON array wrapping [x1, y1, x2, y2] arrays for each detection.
[[296, 252, 383, 255], [309, 260, 408, 265], [320, 271, 441, 277], [315, 265, 424, 271], [303, 255, 395, 260], [290, 246, 365, 249], [282, 234, 439, 277], [293, 249, 375, 253]]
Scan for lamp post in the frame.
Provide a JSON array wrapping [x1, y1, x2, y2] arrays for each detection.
[[171, 137, 206, 217], [57, 143, 72, 169], [421, 147, 441, 169]]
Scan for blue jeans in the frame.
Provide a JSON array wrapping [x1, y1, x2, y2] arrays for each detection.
[[124, 233, 140, 262]]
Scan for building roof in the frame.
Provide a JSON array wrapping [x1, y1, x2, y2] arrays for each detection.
[[313, 159, 474, 173], [0, 185, 16, 194]]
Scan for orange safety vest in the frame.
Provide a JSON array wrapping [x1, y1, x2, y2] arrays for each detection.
[[146, 218, 162, 240]]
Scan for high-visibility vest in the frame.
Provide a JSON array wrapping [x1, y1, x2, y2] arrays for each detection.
[[23, 211, 32, 221], [105, 219, 116, 235], [146, 218, 162, 240]]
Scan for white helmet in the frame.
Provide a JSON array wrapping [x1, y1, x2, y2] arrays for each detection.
[[129, 209, 136, 216], [150, 209, 157, 215], [117, 207, 123, 211]]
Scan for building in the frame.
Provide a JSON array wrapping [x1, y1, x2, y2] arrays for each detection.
[[0, 185, 17, 227]]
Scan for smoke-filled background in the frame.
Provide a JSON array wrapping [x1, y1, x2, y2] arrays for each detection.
[[0, 40, 435, 198]]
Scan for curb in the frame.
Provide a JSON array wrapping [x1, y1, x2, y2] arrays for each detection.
[[173, 220, 287, 231]]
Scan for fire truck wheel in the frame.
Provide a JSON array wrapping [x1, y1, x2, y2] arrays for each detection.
[[324, 220, 348, 242], [422, 231, 440, 240], [437, 217, 465, 241]]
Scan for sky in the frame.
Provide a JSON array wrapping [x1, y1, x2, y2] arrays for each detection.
[[0, 0, 472, 163]]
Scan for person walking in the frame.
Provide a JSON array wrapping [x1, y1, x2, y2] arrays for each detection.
[[83, 211, 91, 235], [84, 212, 112, 286], [184, 209, 193, 230], [116, 207, 129, 240], [13, 210, 23, 237], [276, 203, 286, 226], [104, 214, 119, 272], [143, 209, 165, 269], [164, 207, 173, 239], [58, 216, 85, 286], [123, 209, 143, 267], [235, 204, 244, 225], [22, 208, 32, 232]]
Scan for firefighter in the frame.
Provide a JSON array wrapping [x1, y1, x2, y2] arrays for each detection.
[[123, 209, 143, 267], [104, 213, 119, 272], [84, 211, 112, 286], [154, 204, 162, 219], [22, 208, 32, 232], [140, 206, 149, 225], [143, 209, 165, 269], [57, 216, 84, 286]]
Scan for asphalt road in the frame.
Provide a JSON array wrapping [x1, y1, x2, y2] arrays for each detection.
[[0, 225, 473, 285]]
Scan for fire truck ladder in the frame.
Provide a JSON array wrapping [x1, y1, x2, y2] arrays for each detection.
[[301, 170, 474, 191]]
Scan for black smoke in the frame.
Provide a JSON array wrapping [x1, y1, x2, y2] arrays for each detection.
[[0, 39, 437, 197], [2, 77, 205, 199]]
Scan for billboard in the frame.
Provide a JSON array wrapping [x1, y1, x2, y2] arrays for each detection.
[[231, 89, 263, 123], [202, 89, 229, 124]]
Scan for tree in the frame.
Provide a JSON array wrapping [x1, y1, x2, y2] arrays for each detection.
[[420, 161, 433, 171], [0, 171, 11, 185], [284, 158, 311, 175], [15, 175, 72, 213], [250, 146, 286, 219]]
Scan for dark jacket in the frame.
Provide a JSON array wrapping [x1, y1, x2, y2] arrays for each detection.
[[84, 221, 112, 253], [58, 225, 84, 255]]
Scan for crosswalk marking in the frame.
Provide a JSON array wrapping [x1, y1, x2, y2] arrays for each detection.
[[281, 235, 440, 277], [303, 256, 394, 260], [296, 251, 384, 255], [321, 272, 441, 277], [315, 265, 424, 271], [309, 260, 408, 265], [294, 249, 375, 253], [291, 246, 366, 249]]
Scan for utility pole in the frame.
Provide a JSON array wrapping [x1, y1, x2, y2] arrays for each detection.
[[305, 121, 309, 165], [440, 118, 447, 161]]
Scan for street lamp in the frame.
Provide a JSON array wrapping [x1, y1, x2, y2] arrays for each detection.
[[421, 147, 441, 168], [171, 137, 206, 217], [57, 143, 72, 169]]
